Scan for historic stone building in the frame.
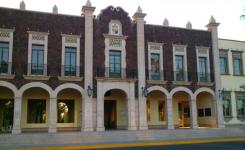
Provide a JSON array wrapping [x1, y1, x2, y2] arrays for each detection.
[[219, 39, 245, 126], [0, 0, 224, 134]]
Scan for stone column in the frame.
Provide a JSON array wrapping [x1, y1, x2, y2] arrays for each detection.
[[48, 97, 57, 133], [133, 7, 148, 130], [127, 82, 137, 130], [12, 97, 21, 134], [81, 0, 95, 131], [96, 82, 105, 131], [166, 98, 174, 129], [206, 16, 225, 128], [190, 98, 198, 129]]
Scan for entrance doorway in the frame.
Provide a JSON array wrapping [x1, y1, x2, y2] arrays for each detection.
[[0, 99, 14, 133], [104, 100, 117, 130], [178, 102, 190, 127]]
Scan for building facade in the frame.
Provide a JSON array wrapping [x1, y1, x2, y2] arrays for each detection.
[[0, 1, 224, 134], [219, 39, 245, 126]]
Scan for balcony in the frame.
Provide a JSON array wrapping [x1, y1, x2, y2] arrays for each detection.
[[0, 61, 15, 79], [96, 67, 137, 80], [147, 69, 166, 84], [58, 65, 83, 81], [23, 63, 50, 80]]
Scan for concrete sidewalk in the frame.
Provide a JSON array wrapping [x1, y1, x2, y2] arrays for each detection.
[[0, 128, 245, 149]]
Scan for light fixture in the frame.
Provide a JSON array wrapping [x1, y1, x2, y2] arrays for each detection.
[[141, 86, 148, 97], [218, 88, 225, 99], [87, 85, 93, 97]]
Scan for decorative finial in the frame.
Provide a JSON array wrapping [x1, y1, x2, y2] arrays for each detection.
[[186, 21, 192, 29], [136, 6, 142, 13], [86, 0, 92, 7], [163, 18, 169, 26], [20, 0, 26, 10], [209, 15, 216, 23], [53, 5, 58, 14]]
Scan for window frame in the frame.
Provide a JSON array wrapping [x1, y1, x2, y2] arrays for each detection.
[[236, 92, 245, 117], [196, 47, 210, 82], [219, 50, 229, 75], [0, 28, 14, 75], [232, 51, 243, 76], [173, 45, 187, 81], [222, 91, 232, 117]]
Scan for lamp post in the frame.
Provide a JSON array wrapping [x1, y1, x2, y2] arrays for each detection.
[[87, 85, 93, 97], [141, 86, 148, 97]]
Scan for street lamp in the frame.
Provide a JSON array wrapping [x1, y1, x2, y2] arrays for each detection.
[[141, 86, 148, 97], [87, 85, 93, 97], [218, 88, 225, 99]]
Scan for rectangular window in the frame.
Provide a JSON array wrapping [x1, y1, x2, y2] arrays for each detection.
[[109, 50, 121, 78], [27, 99, 46, 123], [65, 47, 76, 76], [199, 57, 208, 81], [223, 92, 232, 117], [175, 55, 184, 81], [158, 101, 165, 121], [219, 50, 229, 74], [232, 52, 243, 75], [0, 42, 9, 73], [198, 109, 204, 117], [236, 93, 245, 117], [57, 100, 75, 123], [31, 44, 44, 75], [151, 53, 160, 80]]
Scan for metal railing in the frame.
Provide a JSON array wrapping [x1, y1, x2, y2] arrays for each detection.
[[96, 67, 137, 79], [197, 72, 211, 82], [172, 70, 188, 81], [147, 69, 165, 80], [0, 61, 9, 74], [30, 63, 47, 75]]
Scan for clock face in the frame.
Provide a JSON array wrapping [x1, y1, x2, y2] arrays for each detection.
[[111, 23, 119, 35]]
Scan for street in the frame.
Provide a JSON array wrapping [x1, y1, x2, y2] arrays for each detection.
[[98, 141, 245, 150]]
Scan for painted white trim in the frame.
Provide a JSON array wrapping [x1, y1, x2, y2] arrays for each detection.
[[196, 47, 211, 82], [27, 32, 49, 75], [61, 35, 81, 77], [172, 45, 188, 81], [194, 87, 215, 99], [54, 83, 85, 98], [148, 42, 163, 80], [0, 80, 18, 96], [18, 82, 54, 98], [147, 86, 169, 98], [0, 28, 14, 74], [169, 86, 194, 99]]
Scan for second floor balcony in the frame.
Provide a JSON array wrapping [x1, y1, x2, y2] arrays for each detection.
[[96, 67, 137, 80]]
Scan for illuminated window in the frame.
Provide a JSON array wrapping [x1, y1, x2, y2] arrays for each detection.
[[146, 100, 151, 121], [57, 100, 75, 123]]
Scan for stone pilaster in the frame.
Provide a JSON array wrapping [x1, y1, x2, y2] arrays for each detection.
[[206, 16, 225, 128], [12, 97, 21, 134], [166, 98, 174, 129], [82, 1, 95, 131], [48, 97, 57, 133], [190, 98, 198, 129], [127, 83, 137, 130], [96, 82, 105, 131], [133, 7, 148, 130]]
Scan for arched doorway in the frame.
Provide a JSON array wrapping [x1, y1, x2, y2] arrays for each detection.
[[172, 91, 191, 128], [0, 86, 14, 133], [56, 88, 82, 131], [104, 89, 128, 130], [146, 90, 167, 129], [196, 92, 216, 128], [21, 87, 50, 132]]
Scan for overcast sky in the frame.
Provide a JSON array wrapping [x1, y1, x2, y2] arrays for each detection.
[[0, 0, 245, 41]]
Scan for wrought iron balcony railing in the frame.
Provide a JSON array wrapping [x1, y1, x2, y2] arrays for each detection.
[[96, 67, 137, 79]]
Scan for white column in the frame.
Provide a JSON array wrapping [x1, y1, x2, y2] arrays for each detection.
[[12, 97, 21, 134], [127, 83, 136, 130], [96, 82, 105, 131], [190, 98, 198, 129], [48, 97, 57, 133], [166, 98, 174, 129], [82, 1, 95, 131], [206, 16, 225, 128], [133, 7, 148, 130]]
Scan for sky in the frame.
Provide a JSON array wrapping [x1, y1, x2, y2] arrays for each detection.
[[0, 0, 245, 41]]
